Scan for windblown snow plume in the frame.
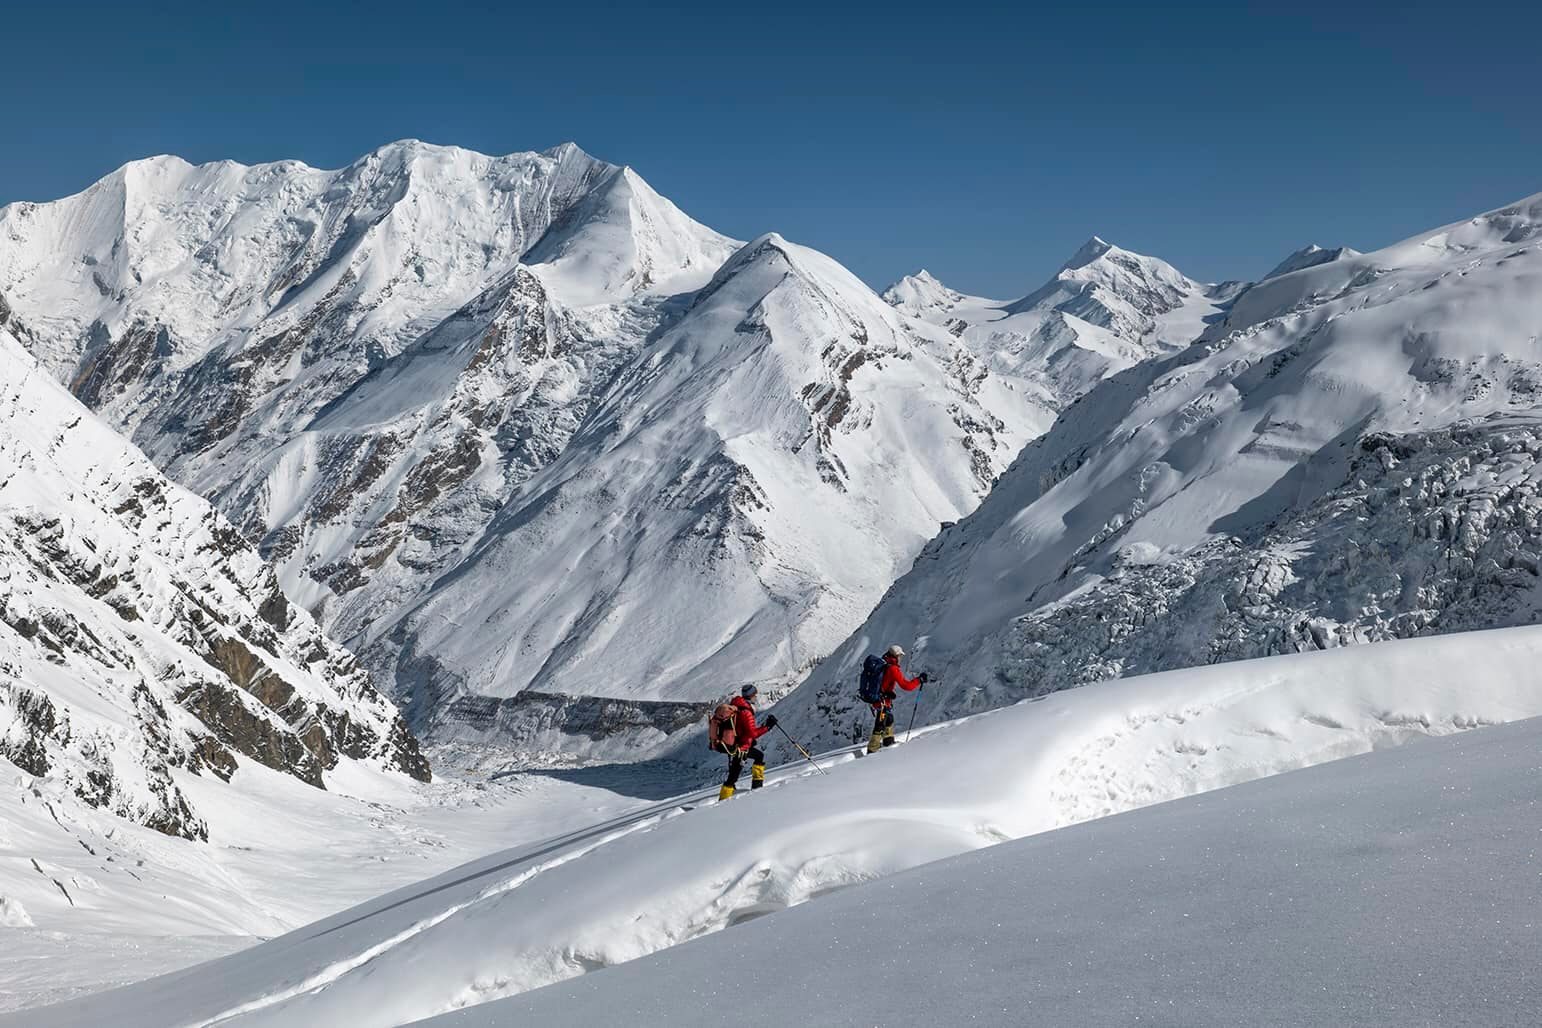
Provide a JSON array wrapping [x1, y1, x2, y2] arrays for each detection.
[[0, 325, 427, 840]]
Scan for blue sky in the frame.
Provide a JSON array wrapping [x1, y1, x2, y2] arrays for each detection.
[[5, 1, 1538, 296]]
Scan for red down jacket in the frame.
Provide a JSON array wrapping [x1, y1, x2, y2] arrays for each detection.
[[730, 695, 771, 750], [877, 655, 922, 707]]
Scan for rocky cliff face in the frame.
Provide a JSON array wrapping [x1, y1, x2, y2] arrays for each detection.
[[0, 326, 427, 839]]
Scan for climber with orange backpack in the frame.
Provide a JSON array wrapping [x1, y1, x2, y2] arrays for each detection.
[[707, 684, 776, 801]]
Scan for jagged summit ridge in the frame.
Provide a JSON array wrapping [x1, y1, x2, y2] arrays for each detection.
[[387, 231, 1051, 751], [0, 139, 736, 385]]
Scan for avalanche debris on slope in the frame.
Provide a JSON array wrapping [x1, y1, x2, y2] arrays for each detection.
[[0, 327, 427, 843], [778, 190, 1542, 752], [999, 417, 1542, 692]]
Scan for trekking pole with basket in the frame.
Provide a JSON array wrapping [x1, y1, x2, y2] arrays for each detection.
[[904, 676, 929, 743], [776, 722, 828, 775]]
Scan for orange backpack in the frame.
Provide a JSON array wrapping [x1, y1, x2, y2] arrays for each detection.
[[707, 702, 737, 751]]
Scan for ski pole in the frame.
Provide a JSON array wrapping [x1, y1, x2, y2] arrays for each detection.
[[905, 683, 924, 743], [776, 723, 827, 775]]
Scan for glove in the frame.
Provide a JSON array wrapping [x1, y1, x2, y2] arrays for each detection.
[[763, 715, 778, 730], [918, 672, 929, 685]]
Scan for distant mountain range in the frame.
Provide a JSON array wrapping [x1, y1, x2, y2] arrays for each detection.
[[2, 141, 1253, 756], [774, 190, 1542, 751]]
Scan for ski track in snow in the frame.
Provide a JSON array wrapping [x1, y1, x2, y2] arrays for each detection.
[[197, 765, 827, 1023], [199, 807, 685, 1026]]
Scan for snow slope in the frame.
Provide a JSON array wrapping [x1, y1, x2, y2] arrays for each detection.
[[18, 625, 1542, 1026], [0, 748, 651, 1013], [436, 711, 1542, 1028], [0, 145, 1093, 756], [778, 191, 1542, 751], [0, 325, 426, 841]]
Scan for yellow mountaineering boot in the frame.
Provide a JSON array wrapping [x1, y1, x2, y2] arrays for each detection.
[[867, 732, 883, 754], [751, 764, 766, 789], [718, 785, 736, 802]]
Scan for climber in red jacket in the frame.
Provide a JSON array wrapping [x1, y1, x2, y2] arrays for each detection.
[[719, 684, 775, 801], [868, 644, 926, 753]]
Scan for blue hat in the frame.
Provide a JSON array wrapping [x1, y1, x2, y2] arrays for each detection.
[[741, 684, 758, 699]]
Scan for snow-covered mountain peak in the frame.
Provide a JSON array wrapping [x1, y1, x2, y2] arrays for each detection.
[[1004, 235, 1221, 351], [1220, 191, 1542, 342], [0, 144, 1174, 759], [0, 140, 735, 385], [1061, 234, 1115, 270], [880, 268, 965, 315], [1262, 243, 1360, 281], [1409, 191, 1542, 256], [379, 228, 1057, 753], [520, 159, 739, 306]]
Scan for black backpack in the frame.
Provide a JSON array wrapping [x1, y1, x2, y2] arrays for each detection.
[[857, 654, 887, 704]]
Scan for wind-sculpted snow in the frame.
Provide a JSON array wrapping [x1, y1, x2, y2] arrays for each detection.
[[0, 328, 426, 843], [777, 191, 1542, 751], [434, 714, 1542, 1028], [17, 625, 1542, 1026]]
